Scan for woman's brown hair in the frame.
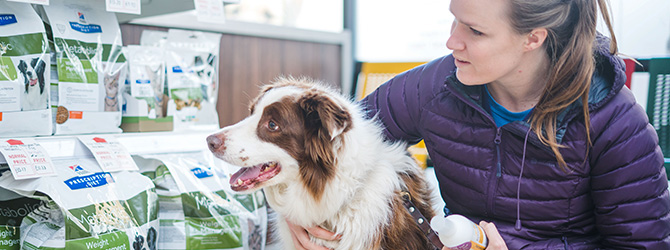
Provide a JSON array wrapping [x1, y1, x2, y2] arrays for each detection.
[[508, 0, 618, 171]]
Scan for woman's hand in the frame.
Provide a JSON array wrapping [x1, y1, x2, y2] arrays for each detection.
[[286, 218, 341, 250], [440, 221, 507, 250], [479, 221, 508, 250]]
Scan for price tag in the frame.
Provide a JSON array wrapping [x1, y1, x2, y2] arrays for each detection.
[[194, 0, 226, 24], [0, 139, 56, 180], [78, 135, 139, 172], [106, 0, 141, 15], [7, 0, 49, 5]]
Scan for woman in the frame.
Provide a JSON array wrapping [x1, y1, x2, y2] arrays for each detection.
[[288, 0, 670, 249]]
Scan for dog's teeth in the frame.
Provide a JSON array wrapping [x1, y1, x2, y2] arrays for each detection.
[[237, 179, 243, 185]]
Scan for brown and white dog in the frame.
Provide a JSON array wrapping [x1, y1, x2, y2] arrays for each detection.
[[207, 77, 436, 250]]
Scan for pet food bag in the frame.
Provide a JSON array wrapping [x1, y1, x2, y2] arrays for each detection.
[[41, 0, 127, 135], [133, 151, 267, 250], [0, 182, 45, 250], [165, 29, 221, 129], [121, 45, 175, 132], [140, 30, 168, 48], [0, 1, 52, 137], [0, 157, 159, 250]]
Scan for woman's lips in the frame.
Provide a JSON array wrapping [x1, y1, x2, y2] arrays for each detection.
[[454, 58, 470, 67]]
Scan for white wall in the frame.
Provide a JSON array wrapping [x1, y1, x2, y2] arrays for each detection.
[[600, 0, 670, 58], [356, 0, 670, 62], [355, 0, 452, 62]]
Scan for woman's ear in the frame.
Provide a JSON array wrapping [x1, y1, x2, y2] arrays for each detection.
[[524, 28, 548, 51]]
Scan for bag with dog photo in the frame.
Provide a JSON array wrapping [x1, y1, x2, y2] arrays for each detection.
[[0, 1, 52, 137], [0, 157, 159, 250], [40, 0, 127, 135], [165, 29, 221, 129], [121, 45, 176, 132], [133, 151, 267, 250]]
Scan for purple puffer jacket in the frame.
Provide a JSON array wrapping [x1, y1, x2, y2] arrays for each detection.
[[361, 40, 670, 249]]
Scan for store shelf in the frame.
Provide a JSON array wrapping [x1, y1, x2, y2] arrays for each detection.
[[115, 0, 239, 23], [0, 125, 220, 164]]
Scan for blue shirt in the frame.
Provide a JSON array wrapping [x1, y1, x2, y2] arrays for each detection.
[[484, 85, 533, 127]]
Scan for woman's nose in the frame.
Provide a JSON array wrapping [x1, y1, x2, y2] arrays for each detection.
[[446, 23, 464, 51]]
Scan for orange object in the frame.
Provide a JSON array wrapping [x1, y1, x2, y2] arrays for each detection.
[[69, 111, 83, 119], [356, 62, 426, 100]]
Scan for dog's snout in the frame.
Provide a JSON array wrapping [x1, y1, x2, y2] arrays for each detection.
[[207, 134, 225, 152]]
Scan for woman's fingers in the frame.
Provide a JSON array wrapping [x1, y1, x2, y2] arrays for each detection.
[[286, 218, 333, 250], [289, 227, 308, 250], [305, 225, 342, 241], [479, 221, 508, 250]]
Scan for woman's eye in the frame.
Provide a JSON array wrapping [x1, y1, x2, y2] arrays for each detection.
[[470, 27, 483, 36], [268, 121, 280, 131]]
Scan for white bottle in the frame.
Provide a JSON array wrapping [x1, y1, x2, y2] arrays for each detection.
[[430, 214, 488, 250]]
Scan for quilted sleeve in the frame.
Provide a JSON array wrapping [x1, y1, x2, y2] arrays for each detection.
[[589, 89, 670, 249], [360, 54, 455, 143]]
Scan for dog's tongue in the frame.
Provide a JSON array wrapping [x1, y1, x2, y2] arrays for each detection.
[[29, 79, 37, 86], [230, 165, 261, 184]]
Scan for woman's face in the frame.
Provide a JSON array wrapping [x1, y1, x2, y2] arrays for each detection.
[[447, 0, 529, 86]]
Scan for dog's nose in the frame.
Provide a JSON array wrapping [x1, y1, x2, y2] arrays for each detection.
[[206, 134, 225, 152]]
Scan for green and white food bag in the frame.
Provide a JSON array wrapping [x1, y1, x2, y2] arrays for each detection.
[[0, 182, 45, 250], [0, 1, 52, 136], [0, 157, 158, 250], [122, 45, 171, 119], [134, 151, 266, 250], [165, 29, 220, 129], [40, 0, 127, 134]]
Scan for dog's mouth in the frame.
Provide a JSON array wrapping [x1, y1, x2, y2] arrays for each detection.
[[230, 162, 281, 191], [29, 79, 38, 86]]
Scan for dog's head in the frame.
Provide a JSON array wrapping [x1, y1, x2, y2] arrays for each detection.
[[18, 58, 46, 94], [207, 77, 352, 201]]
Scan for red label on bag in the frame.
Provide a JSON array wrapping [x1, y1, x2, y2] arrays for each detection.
[[0, 112, 3, 121], [69, 111, 83, 119]]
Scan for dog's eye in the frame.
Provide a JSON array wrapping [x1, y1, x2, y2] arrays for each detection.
[[268, 120, 280, 131]]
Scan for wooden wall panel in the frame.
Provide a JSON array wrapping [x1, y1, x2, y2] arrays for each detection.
[[120, 24, 342, 127]]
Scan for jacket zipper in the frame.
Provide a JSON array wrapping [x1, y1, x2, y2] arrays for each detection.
[[486, 127, 503, 217], [442, 77, 505, 218]]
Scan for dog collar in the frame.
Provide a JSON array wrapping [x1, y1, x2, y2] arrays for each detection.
[[401, 191, 444, 250]]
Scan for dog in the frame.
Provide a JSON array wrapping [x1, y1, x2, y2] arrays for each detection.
[[207, 77, 436, 250], [104, 71, 120, 111], [18, 57, 47, 111]]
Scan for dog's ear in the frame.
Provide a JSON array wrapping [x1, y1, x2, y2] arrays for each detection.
[[17, 60, 27, 74], [33, 58, 46, 94], [298, 91, 351, 201], [299, 91, 352, 141], [19, 60, 29, 93]]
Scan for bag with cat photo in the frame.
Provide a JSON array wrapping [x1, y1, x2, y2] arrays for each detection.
[[0, 1, 52, 137], [38, 0, 127, 135]]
